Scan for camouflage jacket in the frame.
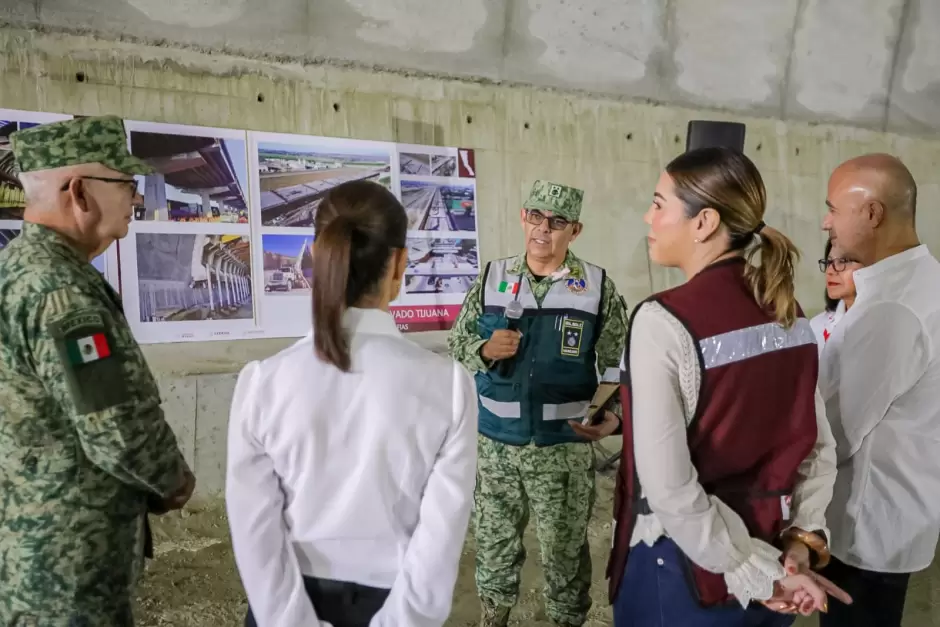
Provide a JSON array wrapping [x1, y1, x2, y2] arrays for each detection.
[[448, 249, 629, 386], [0, 222, 189, 624]]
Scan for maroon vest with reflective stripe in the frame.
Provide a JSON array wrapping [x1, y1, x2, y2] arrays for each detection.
[[606, 259, 819, 606]]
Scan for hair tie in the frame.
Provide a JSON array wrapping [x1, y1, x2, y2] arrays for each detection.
[[753, 221, 766, 237]]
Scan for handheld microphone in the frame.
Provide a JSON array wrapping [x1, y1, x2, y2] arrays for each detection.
[[496, 299, 524, 379]]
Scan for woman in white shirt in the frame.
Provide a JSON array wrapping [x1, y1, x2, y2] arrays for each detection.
[[809, 239, 861, 355], [608, 147, 852, 626], [225, 180, 479, 627]]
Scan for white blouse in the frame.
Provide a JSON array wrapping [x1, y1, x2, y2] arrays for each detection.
[[225, 307, 478, 627], [624, 301, 837, 608], [809, 300, 846, 357]]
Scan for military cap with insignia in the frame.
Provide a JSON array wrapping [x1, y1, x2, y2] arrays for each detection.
[[10, 115, 154, 176], [523, 179, 585, 222]]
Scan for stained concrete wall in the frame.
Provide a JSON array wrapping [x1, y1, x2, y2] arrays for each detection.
[[3, 27, 940, 497]]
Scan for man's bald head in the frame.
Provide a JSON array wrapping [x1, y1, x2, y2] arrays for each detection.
[[831, 153, 917, 218], [823, 153, 919, 265]]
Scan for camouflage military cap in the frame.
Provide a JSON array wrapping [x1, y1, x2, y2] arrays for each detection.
[[523, 180, 584, 222], [10, 115, 153, 176]]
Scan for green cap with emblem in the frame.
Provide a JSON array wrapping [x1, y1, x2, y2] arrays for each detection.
[[10, 115, 154, 176], [523, 179, 584, 222]]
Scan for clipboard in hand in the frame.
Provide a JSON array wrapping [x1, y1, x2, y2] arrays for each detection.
[[582, 382, 620, 426]]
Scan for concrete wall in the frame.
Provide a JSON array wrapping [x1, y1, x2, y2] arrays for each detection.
[[3, 27, 940, 496]]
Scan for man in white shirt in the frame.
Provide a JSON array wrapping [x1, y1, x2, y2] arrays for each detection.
[[818, 153, 940, 627]]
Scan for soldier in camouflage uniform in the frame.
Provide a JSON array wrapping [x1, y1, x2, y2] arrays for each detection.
[[0, 116, 194, 626], [448, 180, 629, 627]]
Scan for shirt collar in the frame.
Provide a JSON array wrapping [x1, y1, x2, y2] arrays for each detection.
[[853, 244, 930, 297], [21, 221, 89, 266], [303, 307, 401, 340], [507, 249, 585, 281], [342, 307, 401, 337]]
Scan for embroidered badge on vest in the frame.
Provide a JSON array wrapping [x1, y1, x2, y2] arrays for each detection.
[[823, 328, 830, 342], [566, 278, 587, 293], [561, 318, 584, 356]]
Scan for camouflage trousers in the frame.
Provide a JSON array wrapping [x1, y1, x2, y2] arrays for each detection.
[[473, 434, 595, 626]]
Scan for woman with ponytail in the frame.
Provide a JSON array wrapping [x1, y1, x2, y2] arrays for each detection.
[[225, 180, 478, 627], [607, 147, 851, 626]]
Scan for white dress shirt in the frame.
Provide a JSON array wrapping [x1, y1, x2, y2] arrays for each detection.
[[625, 301, 837, 608], [809, 300, 845, 358], [821, 244, 940, 573], [225, 307, 478, 626]]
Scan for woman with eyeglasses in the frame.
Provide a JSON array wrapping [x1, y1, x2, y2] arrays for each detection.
[[809, 240, 863, 355], [225, 180, 478, 627]]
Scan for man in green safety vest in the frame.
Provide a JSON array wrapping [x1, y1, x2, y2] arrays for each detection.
[[448, 180, 629, 627]]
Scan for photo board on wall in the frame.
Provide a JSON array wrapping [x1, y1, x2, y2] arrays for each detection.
[[0, 109, 481, 344]]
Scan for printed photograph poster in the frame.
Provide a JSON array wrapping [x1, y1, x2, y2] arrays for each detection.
[[250, 230, 316, 337], [118, 221, 261, 344], [390, 143, 479, 332], [261, 233, 314, 296], [123, 120, 251, 225], [252, 230, 480, 338], [400, 180, 476, 232], [391, 234, 480, 332], [249, 132, 395, 229]]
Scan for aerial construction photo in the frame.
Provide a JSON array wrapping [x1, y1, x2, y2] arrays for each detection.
[[401, 180, 476, 232], [257, 141, 392, 228]]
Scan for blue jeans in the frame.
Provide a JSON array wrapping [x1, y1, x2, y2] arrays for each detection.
[[613, 538, 795, 627]]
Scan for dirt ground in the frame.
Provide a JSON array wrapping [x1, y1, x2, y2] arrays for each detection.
[[134, 471, 940, 627], [134, 474, 619, 627]]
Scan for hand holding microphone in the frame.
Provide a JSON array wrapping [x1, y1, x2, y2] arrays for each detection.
[[481, 300, 524, 377]]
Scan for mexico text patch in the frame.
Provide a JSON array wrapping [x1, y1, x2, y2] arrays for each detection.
[[560, 318, 584, 357], [50, 309, 128, 415]]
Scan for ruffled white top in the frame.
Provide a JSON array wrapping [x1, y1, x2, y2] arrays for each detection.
[[623, 301, 838, 608]]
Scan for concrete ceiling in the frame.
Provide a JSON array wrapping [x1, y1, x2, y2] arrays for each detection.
[[2, 0, 939, 136]]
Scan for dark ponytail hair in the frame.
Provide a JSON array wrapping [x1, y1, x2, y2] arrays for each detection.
[[823, 239, 839, 312], [312, 180, 408, 372]]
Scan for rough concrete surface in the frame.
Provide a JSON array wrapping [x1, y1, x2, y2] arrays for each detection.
[[2, 0, 940, 134], [2, 27, 940, 502], [2, 23, 940, 622]]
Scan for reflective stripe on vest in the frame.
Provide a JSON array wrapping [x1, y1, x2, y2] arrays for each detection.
[[479, 397, 591, 421], [482, 257, 604, 316], [699, 319, 816, 369]]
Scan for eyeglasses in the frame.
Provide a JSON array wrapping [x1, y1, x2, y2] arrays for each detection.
[[60, 175, 139, 194], [818, 257, 857, 273], [525, 209, 572, 231]]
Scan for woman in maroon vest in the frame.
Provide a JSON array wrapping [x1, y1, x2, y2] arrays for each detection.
[[607, 147, 852, 626]]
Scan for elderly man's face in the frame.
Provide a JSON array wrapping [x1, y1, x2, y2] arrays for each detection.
[[68, 166, 142, 251]]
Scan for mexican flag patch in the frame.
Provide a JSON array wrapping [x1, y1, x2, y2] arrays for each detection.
[[498, 281, 520, 295], [66, 333, 111, 365]]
